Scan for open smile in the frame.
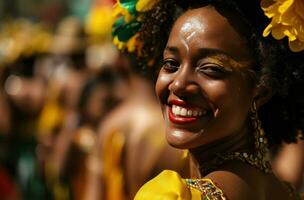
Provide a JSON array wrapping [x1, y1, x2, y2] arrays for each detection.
[[168, 99, 209, 124]]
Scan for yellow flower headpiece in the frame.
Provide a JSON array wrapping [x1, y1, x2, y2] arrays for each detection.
[[112, 0, 160, 55], [262, 0, 304, 52]]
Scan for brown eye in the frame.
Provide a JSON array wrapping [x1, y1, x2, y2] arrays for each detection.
[[162, 59, 180, 72]]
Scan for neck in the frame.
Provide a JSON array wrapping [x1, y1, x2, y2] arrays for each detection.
[[189, 122, 255, 176]]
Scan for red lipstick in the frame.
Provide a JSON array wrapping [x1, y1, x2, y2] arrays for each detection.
[[168, 99, 201, 124], [169, 99, 197, 109]]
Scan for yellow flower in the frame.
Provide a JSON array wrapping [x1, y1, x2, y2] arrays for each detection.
[[113, 33, 142, 53], [113, 36, 125, 50], [113, 3, 133, 23], [262, 0, 304, 52], [136, 0, 160, 12]]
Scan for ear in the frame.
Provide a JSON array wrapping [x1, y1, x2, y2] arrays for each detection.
[[253, 84, 273, 109]]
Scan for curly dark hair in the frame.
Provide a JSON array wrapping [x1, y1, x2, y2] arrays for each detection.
[[135, 0, 304, 146]]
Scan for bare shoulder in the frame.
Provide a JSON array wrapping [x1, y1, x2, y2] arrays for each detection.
[[96, 100, 162, 148], [97, 102, 132, 142], [204, 163, 298, 200], [205, 170, 256, 200]]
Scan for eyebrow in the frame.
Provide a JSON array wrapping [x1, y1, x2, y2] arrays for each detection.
[[164, 46, 180, 56]]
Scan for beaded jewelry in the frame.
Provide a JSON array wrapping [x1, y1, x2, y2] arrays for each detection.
[[185, 178, 227, 200]]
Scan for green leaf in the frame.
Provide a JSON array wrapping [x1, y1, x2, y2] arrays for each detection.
[[117, 21, 141, 41], [119, 0, 138, 15], [112, 16, 126, 36]]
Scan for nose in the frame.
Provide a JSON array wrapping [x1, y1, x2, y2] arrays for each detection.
[[168, 68, 200, 97]]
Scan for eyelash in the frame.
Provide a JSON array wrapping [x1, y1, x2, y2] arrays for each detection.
[[197, 63, 229, 78], [197, 64, 228, 76], [162, 60, 180, 72]]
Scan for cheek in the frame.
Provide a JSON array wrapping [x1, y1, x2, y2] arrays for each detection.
[[204, 79, 253, 130], [155, 72, 172, 101], [203, 78, 252, 108], [224, 78, 253, 111]]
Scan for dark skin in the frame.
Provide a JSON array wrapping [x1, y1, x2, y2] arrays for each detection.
[[156, 5, 256, 149], [155, 6, 294, 200]]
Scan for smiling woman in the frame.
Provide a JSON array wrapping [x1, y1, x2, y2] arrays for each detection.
[[112, 0, 304, 199], [157, 7, 256, 150]]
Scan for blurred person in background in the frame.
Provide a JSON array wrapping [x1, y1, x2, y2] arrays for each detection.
[[36, 12, 125, 199], [63, 67, 122, 200], [1, 55, 49, 199], [0, 19, 52, 199], [37, 16, 90, 200], [272, 130, 304, 192]]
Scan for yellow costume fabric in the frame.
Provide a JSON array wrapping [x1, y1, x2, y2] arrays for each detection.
[[134, 170, 226, 200], [102, 129, 126, 200]]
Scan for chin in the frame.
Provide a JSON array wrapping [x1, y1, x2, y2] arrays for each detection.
[[165, 128, 203, 149]]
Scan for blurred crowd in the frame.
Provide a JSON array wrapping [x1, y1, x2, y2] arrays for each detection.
[[0, 13, 110, 200], [0, 1, 303, 200]]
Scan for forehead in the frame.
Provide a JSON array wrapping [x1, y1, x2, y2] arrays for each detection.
[[167, 6, 252, 62]]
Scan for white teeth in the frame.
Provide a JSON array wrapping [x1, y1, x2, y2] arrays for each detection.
[[187, 110, 192, 117], [172, 105, 206, 117], [175, 106, 181, 115], [181, 108, 187, 116], [172, 105, 176, 113]]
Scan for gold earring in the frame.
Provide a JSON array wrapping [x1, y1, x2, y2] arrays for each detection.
[[250, 101, 272, 173]]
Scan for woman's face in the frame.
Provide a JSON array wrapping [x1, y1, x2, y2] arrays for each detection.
[[155, 6, 257, 149]]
